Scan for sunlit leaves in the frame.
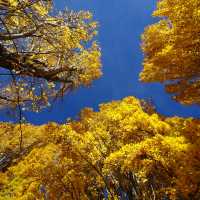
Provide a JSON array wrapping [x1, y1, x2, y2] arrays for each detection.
[[0, 0, 102, 112], [0, 97, 200, 199], [140, 0, 200, 105]]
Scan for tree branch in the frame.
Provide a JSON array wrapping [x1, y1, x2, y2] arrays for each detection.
[[0, 28, 38, 40], [0, 44, 74, 84]]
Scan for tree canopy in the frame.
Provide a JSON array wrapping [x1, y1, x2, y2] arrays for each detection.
[[0, 0, 200, 200], [140, 0, 200, 105], [0, 0, 101, 112], [0, 96, 200, 199]]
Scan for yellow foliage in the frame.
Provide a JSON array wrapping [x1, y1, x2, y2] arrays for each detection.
[[0, 0, 102, 112], [0, 96, 199, 199], [140, 0, 200, 105]]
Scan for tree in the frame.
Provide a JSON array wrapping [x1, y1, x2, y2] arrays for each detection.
[[140, 0, 200, 105], [0, 96, 200, 199], [0, 0, 101, 112]]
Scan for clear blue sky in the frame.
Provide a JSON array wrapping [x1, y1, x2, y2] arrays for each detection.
[[1, 0, 200, 124]]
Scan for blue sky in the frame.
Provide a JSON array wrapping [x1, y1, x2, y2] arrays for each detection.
[[1, 0, 200, 124]]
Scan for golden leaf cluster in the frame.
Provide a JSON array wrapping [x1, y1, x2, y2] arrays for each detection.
[[0, 97, 200, 199], [140, 0, 200, 105]]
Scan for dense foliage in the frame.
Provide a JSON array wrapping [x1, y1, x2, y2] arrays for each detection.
[[0, 0, 101, 112], [140, 0, 200, 105], [0, 96, 200, 199], [0, 0, 200, 199]]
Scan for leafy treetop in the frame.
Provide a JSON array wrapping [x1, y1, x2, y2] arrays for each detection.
[[0, 96, 199, 199], [0, 0, 101, 112], [140, 0, 200, 105]]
